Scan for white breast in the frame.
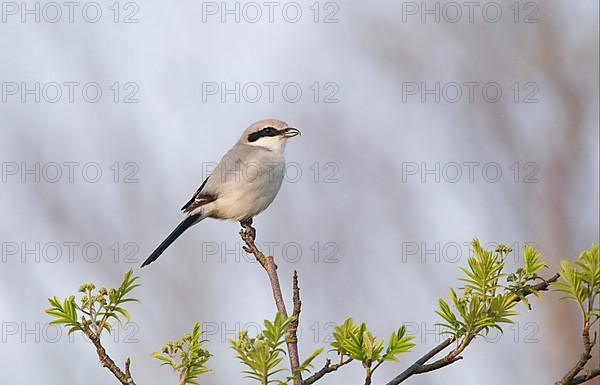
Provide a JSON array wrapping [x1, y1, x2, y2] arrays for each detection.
[[200, 145, 286, 221]]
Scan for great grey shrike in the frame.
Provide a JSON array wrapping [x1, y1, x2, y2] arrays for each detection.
[[141, 119, 300, 267]]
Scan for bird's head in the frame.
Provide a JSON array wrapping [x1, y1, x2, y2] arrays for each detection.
[[239, 119, 300, 152]]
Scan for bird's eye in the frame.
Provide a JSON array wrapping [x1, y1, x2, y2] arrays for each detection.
[[264, 127, 275, 134]]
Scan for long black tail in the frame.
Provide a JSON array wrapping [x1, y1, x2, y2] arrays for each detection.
[[141, 214, 201, 267]]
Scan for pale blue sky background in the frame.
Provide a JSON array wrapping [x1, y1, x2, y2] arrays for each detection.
[[0, 1, 598, 384]]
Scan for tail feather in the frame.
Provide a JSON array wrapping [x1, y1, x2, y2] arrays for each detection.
[[141, 214, 201, 267]]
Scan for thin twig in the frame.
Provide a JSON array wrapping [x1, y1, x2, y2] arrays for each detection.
[[556, 330, 599, 385], [288, 271, 302, 385], [179, 367, 188, 385], [364, 363, 373, 385], [555, 267, 600, 385], [240, 222, 302, 384], [385, 338, 455, 385], [303, 358, 352, 385], [569, 368, 600, 385], [125, 358, 132, 380], [81, 316, 135, 385], [515, 273, 560, 300]]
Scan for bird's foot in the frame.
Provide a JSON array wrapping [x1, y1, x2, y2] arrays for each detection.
[[240, 218, 255, 241]]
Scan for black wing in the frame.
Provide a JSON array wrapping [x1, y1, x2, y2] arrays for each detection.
[[181, 177, 217, 214]]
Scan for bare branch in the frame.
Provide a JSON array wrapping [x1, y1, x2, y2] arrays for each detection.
[[364, 364, 373, 385], [385, 338, 455, 385], [516, 273, 560, 300], [556, 330, 599, 385], [81, 316, 135, 385], [303, 358, 352, 385], [125, 358, 132, 380], [288, 271, 302, 384], [178, 367, 188, 385], [569, 368, 600, 385], [240, 222, 302, 384]]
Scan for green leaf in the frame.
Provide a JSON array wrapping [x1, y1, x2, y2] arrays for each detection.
[[552, 244, 600, 324], [46, 270, 140, 339], [382, 325, 415, 362], [230, 313, 293, 384], [297, 348, 323, 373], [435, 298, 462, 337], [45, 296, 82, 335], [330, 317, 359, 358], [523, 245, 546, 275], [154, 322, 211, 384], [435, 240, 547, 346], [554, 261, 586, 304], [343, 322, 366, 361]]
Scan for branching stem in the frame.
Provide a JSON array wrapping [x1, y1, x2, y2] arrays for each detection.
[[386, 273, 560, 385], [81, 316, 135, 385], [240, 222, 302, 385]]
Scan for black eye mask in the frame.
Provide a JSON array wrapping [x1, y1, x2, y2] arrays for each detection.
[[247, 126, 280, 142]]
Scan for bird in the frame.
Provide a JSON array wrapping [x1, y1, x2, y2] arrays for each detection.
[[141, 119, 301, 267]]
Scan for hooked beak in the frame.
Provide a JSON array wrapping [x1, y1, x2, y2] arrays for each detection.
[[281, 127, 301, 138]]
